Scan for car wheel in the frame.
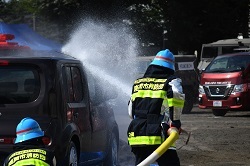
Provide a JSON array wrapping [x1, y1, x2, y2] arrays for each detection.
[[66, 141, 78, 166], [104, 132, 118, 166], [212, 109, 227, 116]]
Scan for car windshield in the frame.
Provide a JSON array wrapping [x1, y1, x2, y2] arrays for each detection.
[[205, 54, 250, 73], [0, 66, 40, 104]]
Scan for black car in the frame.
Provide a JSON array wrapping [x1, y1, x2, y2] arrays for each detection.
[[0, 34, 119, 165]]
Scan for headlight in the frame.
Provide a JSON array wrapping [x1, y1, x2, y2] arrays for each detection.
[[199, 85, 205, 94], [232, 84, 247, 93]]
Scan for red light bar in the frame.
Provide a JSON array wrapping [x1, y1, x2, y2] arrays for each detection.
[[0, 34, 15, 42], [0, 33, 30, 50]]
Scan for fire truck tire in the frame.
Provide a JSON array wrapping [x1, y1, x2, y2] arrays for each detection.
[[212, 109, 227, 116]]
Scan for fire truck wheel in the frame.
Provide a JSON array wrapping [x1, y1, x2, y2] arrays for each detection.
[[212, 109, 228, 116]]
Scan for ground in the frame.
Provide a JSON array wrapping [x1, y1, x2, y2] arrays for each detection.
[[118, 106, 250, 166]]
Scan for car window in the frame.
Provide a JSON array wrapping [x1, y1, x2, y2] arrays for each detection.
[[64, 66, 83, 102], [205, 55, 250, 72], [85, 72, 96, 102], [208, 58, 228, 70], [0, 66, 40, 104], [202, 47, 218, 58], [221, 46, 238, 54], [202, 46, 241, 59], [72, 67, 83, 102]]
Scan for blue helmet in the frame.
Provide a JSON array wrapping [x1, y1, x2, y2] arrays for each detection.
[[15, 117, 44, 144], [150, 49, 175, 70]]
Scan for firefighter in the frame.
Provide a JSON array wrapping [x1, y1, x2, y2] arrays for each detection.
[[127, 49, 185, 166], [4, 117, 56, 166]]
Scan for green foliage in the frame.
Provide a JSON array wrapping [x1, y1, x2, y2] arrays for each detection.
[[127, 2, 165, 46], [0, 0, 249, 56], [166, 0, 249, 54], [0, 0, 38, 23], [37, 0, 83, 21]]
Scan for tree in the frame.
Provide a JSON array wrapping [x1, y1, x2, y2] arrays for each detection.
[[127, 2, 165, 46], [125, 0, 249, 55], [165, 0, 249, 55], [0, 0, 37, 24], [0, 0, 249, 56]]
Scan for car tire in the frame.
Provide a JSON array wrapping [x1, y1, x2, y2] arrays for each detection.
[[212, 109, 227, 116], [104, 132, 118, 166], [66, 141, 78, 166]]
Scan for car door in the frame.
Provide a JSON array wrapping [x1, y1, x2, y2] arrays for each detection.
[[86, 73, 112, 151], [62, 64, 92, 151]]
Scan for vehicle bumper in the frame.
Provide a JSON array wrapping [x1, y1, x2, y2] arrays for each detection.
[[198, 92, 248, 110]]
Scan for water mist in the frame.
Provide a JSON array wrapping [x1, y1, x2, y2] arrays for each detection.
[[62, 20, 139, 137]]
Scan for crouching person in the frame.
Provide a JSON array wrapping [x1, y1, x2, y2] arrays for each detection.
[[4, 117, 56, 166]]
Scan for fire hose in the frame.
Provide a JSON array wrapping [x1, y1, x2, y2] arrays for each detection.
[[137, 128, 190, 166]]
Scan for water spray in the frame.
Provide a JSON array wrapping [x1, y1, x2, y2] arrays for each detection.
[[62, 20, 139, 106]]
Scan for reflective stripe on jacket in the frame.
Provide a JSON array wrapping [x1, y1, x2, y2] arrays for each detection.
[[128, 77, 168, 146], [4, 148, 55, 166], [7, 159, 49, 166]]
